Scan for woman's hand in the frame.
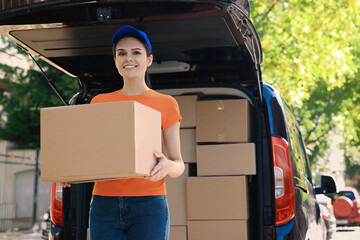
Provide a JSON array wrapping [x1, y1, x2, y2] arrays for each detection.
[[144, 152, 173, 182], [60, 182, 71, 188], [145, 121, 185, 182]]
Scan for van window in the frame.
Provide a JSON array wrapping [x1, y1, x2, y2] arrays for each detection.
[[296, 126, 312, 181], [183, 46, 245, 62], [283, 101, 310, 181], [339, 191, 356, 200]]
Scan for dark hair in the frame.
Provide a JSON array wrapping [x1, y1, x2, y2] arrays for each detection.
[[112, 35, 152, 88]]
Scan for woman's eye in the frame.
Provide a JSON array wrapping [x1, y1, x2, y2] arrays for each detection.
[[118, 52, 126, 56], [133, 51, 141, 55]]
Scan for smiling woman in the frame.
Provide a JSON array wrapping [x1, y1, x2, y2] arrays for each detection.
[[84, 26, 185, 240]]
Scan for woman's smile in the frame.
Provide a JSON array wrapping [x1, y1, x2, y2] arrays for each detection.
[[123, 65, 137, 69]]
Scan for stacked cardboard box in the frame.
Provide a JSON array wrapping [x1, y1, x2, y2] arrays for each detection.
[[195, 99, 255, 177], [168, 98, 255, 239], [196, 99, 253, 143], [167, 164, 189, 240], [166, 164, 190, 226], [196, 143, 256, 176], [186, 176, 248, 240], [174, 95, 197, 164], [186, 99, 255, 240], [187, 176, 248, 219], [174, 95, 197, 129], [180, 129, 196, 163], [162, 129, 195, 163], [188, 220, 247, 240], [167, 95, 198, 240], [170, 226, 187, 240]]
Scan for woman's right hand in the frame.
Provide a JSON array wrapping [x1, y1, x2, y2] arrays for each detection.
[[60, 182, 71, 188]]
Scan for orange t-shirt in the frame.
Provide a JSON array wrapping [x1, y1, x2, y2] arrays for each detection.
[[90, 89, 182, 196]]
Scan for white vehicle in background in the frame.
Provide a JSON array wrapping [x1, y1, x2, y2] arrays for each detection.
[[316, 193, 337, 240]]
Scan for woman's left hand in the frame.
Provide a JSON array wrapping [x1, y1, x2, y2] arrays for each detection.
[[144, 152, 173, 182]]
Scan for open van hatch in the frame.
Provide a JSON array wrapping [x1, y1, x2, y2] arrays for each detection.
[[0, 1, 262, 102]]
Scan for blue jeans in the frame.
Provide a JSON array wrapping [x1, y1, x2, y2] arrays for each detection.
[[89, 195, 170, 240]]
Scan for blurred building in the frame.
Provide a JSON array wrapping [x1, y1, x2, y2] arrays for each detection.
[[0, 140, 50, 231]]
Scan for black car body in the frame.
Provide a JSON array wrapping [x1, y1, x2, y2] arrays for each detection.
[[0, 1, 337, 239]]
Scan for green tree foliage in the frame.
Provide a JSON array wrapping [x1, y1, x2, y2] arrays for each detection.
[[251, 1, 360, 170], [0, 35, 78, 148]]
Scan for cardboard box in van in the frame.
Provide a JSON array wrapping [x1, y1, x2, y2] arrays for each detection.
[[196, 143, 256, 176], [173, 95, 197, 128], [187, 176, 248, 220], [180, 129, 196, 163], [188, 220, 248, 240], [163, 129, 196, 163], [196, 99, 253, 143], [166, 164, 189, 225], [170, 226, 187, 240], [40, 101, 161, 182]]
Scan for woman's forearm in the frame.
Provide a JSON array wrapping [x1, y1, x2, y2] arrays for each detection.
[[167, 159, 185, 178]]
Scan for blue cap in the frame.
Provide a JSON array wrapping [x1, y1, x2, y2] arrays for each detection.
[[112, 26, 152, 53]]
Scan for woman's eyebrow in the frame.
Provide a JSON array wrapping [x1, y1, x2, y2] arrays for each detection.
[[116, 48, 143, 52]]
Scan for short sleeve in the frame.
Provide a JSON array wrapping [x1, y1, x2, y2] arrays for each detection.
[[162, 96, 182, 130], [90, 95, 99, 104]]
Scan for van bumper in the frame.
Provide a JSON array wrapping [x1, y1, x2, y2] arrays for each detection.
[[276, 218, 295, 240]]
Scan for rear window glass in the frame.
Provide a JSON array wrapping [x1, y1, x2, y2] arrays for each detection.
[[283, 100, 310, 181], [183, 46, 245, 62], [339, 191, 355, 200], [0, 0, 57, 11]]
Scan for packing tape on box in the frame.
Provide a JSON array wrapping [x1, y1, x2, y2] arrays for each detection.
[[216, 100, 225, 111]]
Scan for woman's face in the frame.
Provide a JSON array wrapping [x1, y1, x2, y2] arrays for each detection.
[[114, 37, 153, 80]]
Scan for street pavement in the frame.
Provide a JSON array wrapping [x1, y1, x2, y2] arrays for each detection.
[[0, 231, 42, 240], [333, 226, 360, 240], [0, 226, 359, 239]]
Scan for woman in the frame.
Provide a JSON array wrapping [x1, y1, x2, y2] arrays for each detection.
[[64, 26, 184, 240]]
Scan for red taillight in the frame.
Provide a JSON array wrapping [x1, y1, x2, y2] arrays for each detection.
[[51, 182, 64, 228], [272, 136, 295, 226]]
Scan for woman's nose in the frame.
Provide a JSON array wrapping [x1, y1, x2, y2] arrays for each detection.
[[124, 55, 134, 62]]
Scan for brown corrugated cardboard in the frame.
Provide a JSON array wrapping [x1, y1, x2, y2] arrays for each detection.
[[187, 176, 248, 220], [188, 220, 247, 240], [196, 143, 256, 176], [163, 129, 196, 163], [166, 164, 189, 225], [180, 129, 196, 163], [196, 99, 253, 143], [173, 95, 197, 128], [170, 226, 187, 240], [40, 101, 161, 182]]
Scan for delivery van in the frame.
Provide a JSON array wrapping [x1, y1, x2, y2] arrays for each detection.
[[0, 0, 337, 239]]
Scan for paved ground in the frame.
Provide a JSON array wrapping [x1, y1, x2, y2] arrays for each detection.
[[0, 231, 42, 240], [1, 226, 359, 240], [333, 226, 360, 240]]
